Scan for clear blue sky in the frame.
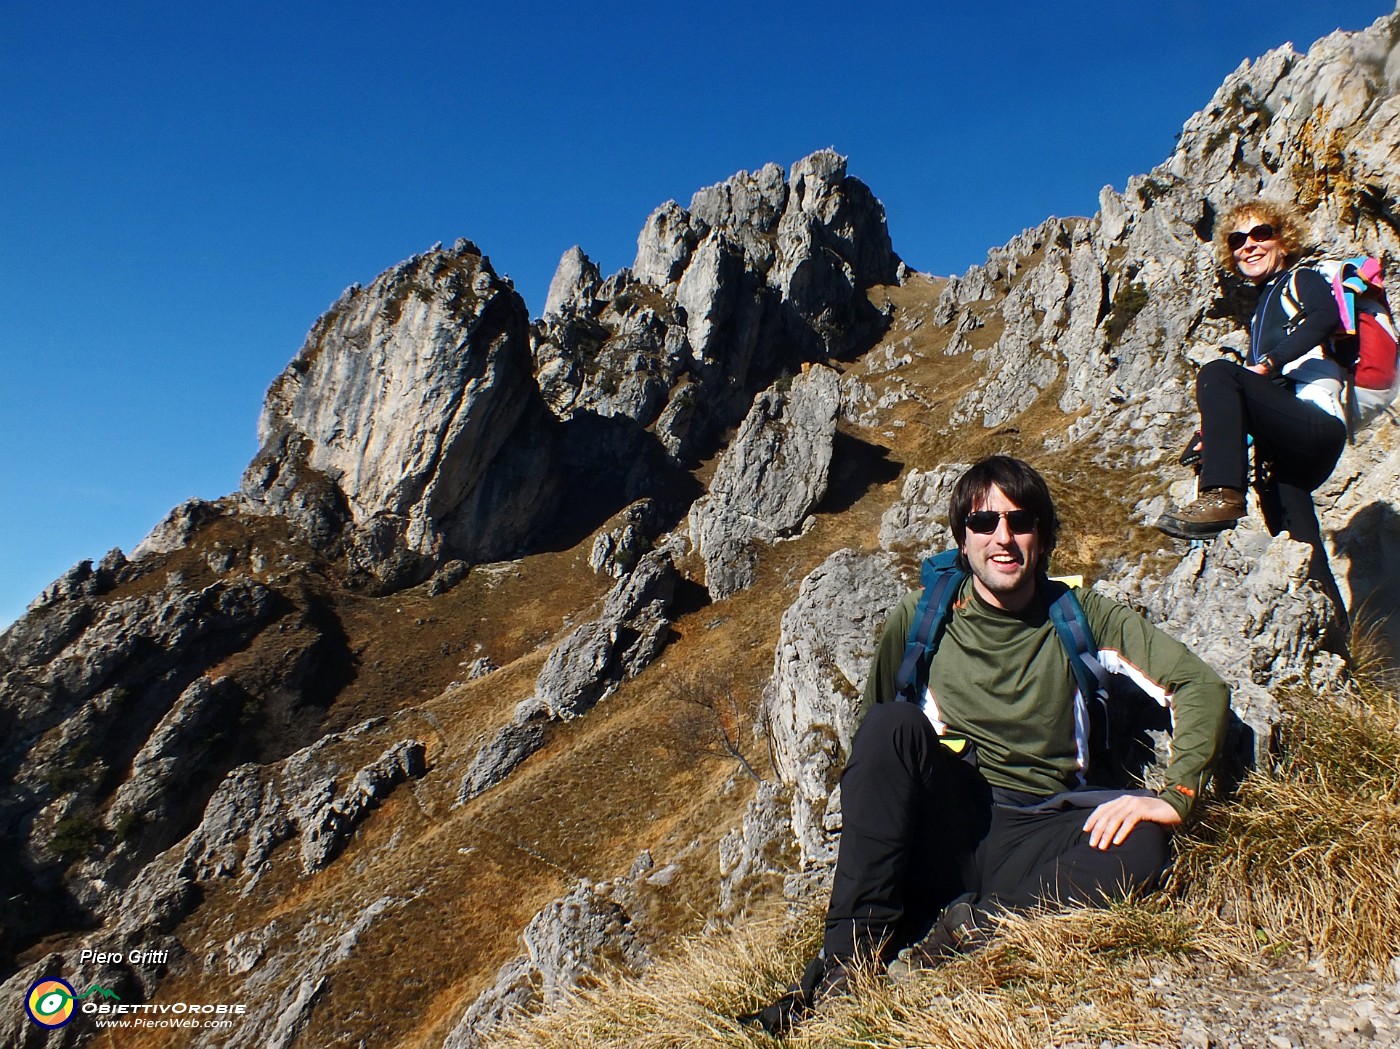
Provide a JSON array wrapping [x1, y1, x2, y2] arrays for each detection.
[[2, 1, 1393, 628]]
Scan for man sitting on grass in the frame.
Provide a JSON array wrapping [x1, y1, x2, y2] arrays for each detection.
[[744, 456, 1230, 1033]]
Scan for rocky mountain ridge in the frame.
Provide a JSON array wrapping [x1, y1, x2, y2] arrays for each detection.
[[3, 9, 1400, 1047]]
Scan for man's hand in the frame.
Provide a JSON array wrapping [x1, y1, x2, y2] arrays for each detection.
[[1083, 794, 1182, 850]]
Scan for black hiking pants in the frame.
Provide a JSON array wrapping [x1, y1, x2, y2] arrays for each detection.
[[1195, 359, 1348, 631], [823, 702, 1170, 959]]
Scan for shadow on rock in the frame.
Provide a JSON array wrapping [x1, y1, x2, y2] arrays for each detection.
[[820, 431, 903, 516], [1335, 499, 1400, 667]]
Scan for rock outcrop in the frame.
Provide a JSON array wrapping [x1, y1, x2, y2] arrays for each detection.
[[533, 150, 898, 462], [0, 720, 427, 1049], [587, 499, 662, 579], [0, 572, 285, 956], [443, 877, 650, 1048], [458, 549, 679, 802], [1105, 523, 1346, 696], [762, 549, 908, 867], [1097, 522, 1348, 774], [689, 365, 842, 598], [717, 781, 792, 917], [241, 240, 561, 588], [531, 546, 679, 722]]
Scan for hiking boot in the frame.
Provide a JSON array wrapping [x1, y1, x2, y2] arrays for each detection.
[[737, 951, 854, 1035], [886, 900, 989, 979], [1154, 487, 1246, 539]]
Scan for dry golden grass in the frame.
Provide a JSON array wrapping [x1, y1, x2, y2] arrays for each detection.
[[487, 663, 1400, 1049], [488, 899, 1254, 1049], [1172, 659, 1400, 977]]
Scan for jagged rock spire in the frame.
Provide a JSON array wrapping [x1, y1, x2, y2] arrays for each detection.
[[240, 239, 560, 587]]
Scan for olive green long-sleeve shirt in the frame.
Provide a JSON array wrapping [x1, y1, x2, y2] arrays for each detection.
[[861, 579, 1230, 820]]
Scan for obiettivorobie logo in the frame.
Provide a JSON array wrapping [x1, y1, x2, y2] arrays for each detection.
[[23, 954, 245, 1031], [25, 979, 118, 1029]]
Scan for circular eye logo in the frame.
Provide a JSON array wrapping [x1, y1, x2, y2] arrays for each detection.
[[26, 978, 77, 1028]]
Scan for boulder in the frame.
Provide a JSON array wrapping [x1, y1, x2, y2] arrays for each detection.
[[443, 879, 650, 1048], [762, 548, 908, 867], [690, 365, 841, 598]]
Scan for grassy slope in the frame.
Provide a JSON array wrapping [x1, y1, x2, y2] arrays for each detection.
[[85, 268, 1393, 1049]]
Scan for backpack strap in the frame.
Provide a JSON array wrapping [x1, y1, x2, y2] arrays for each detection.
[[1279, 266, 1305, 322], [1043, 580, 1110, 704], [1045, 580, 1113, 763], [894, 551, 963, 702]]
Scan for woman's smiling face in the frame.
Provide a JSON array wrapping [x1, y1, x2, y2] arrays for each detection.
[[1231, 215, 1288, 284]]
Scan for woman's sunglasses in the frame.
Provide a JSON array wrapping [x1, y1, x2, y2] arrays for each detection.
[[1227, 223, 1276, 251], [964, 510, 1038, 535]]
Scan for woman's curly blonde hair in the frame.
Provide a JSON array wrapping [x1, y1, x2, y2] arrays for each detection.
[[1213, 198, 1308, 270]]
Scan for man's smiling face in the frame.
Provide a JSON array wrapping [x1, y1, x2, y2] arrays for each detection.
[[959, 483, 1043, 612]]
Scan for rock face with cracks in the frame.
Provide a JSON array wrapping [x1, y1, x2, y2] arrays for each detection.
[[690, 364, 842, 599], [533, 150, 899, 462], [241, 240, 561, 588]]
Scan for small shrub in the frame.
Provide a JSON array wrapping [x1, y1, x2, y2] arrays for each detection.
[[40, 764, 88, 792], [40, 740, 92, 792], [50, 815, 99, 860], [113, 808, 146, 843], [1103, 281, 1150, 345]]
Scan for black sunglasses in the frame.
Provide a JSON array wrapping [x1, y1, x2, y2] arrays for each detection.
[[1227, 223, 1276, 251], [964, 510, 1038, 535]]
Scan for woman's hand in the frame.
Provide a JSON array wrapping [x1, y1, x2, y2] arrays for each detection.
[[1083, 794, 1182, 850], [1246, 359, 1271, 376]]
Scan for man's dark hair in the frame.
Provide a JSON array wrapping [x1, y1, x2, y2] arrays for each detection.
[[948, 456, 1059, 572]]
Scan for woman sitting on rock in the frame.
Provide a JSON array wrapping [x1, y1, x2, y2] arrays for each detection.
[[1155, 198, 1348, 637]]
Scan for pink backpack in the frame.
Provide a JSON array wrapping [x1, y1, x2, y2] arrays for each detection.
[[1286, 256, 1399, 429]]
